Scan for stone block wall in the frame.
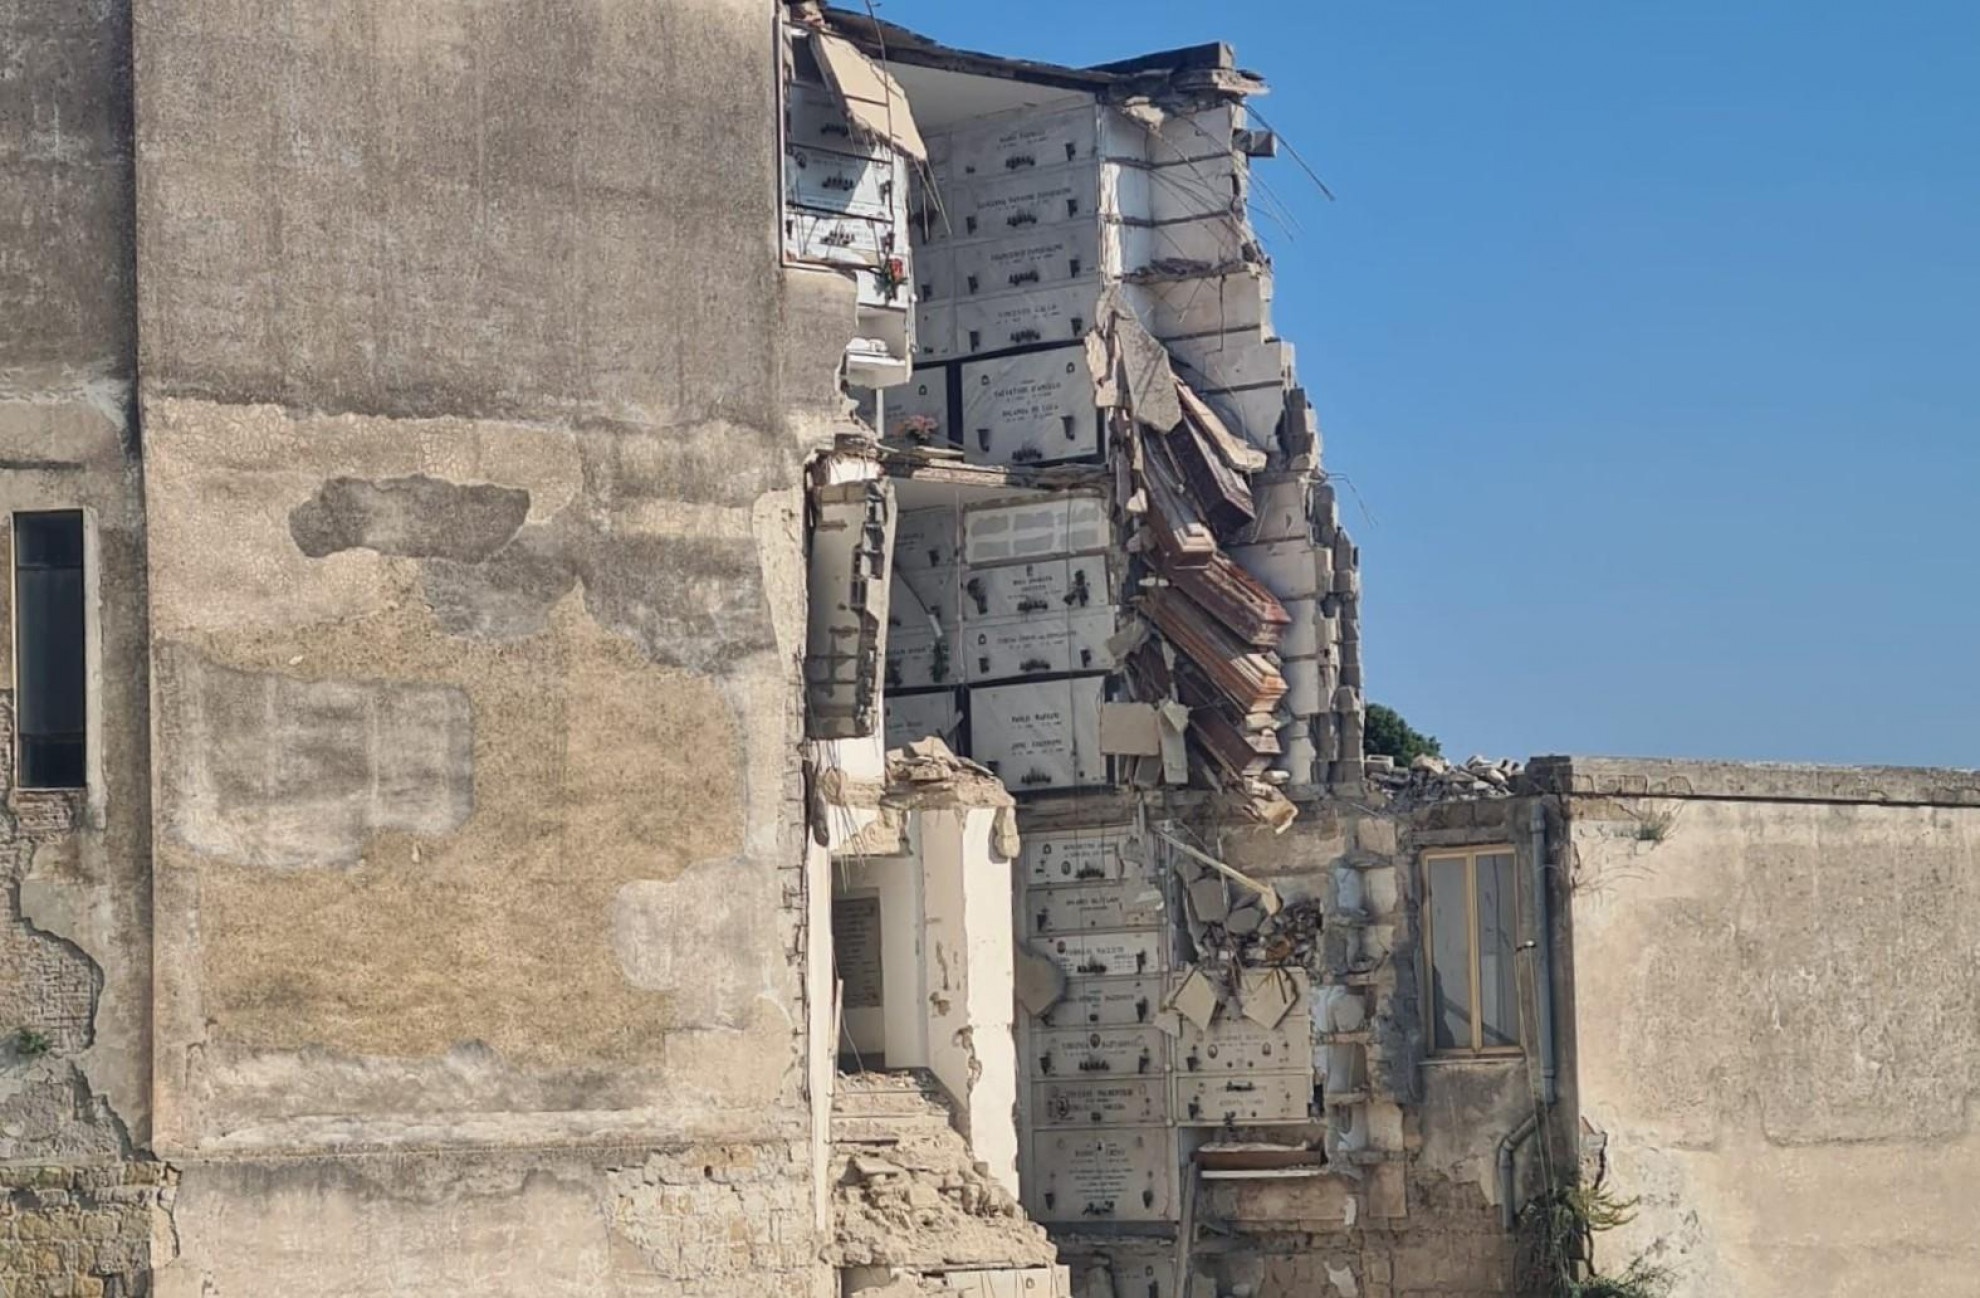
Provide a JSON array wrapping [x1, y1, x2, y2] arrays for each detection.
[[0, 1163, 173, 1298]]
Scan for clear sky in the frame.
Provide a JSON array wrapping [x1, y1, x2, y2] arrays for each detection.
[[876, 0, 1980, 768]]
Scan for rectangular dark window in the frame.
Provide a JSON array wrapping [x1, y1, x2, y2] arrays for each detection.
[[14, 512, 86, 789], [1424, 848, 1521, 1054]]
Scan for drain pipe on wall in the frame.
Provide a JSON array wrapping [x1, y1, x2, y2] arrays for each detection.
[[1499, 799, 1560, 1230], [1497, 1114, 1539, 1232], [1530, 799, 1559, 1105]]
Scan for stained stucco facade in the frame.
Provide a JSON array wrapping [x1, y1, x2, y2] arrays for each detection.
[[135, 0, 868, 1290], [1543, 757, 1980, 1298], [8, 0, 860, 1292]]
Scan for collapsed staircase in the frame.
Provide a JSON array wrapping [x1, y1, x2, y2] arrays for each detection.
[[832, 1070, 1070, 1296]]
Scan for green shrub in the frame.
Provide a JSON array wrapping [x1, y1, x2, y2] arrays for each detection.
[[1365, 703, 1441, 765]]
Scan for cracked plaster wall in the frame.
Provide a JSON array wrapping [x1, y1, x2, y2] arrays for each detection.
[[1563, 774, 1980, 1298], [129, 0, 862, 1292]]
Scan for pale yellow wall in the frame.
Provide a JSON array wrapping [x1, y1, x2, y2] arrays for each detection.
[[1561, 759, 1980, 1298]]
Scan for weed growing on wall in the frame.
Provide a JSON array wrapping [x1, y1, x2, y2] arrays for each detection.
[[1517, 1175, 1672, 1298]]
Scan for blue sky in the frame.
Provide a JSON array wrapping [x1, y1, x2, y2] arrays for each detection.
[[879, 0, 1980, 767]]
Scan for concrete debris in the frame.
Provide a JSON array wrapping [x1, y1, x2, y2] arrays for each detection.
[[1239, 967, 1299, 1029], [1015, 942, 1069, 1017], [832, 1073, 1059, 1271], [1231, 779, 1299, 833], [1097, 702, 1164, 757], [853, 1153, 908, 1180], [1176, 383, 1267, 473], [1188, 877, 1230, 924], [885, 738, 1019, 811], [1095, 298, 1185, 433], [810, 31, 928, 160], [1159, 830, 1281, 915], [1084, 331, 1121, 409], [1167, 832, 1327, 1003], [1166, 965, 1220, 1031], [1367, 754, 1523, 809]]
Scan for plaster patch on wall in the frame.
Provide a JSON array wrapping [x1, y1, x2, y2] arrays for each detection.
[[567, 532, 777, 674], [156, 647, 473, 868], [0, 1060, 129, 1162], [289, 474, 531, 561], [753, 486, 809, 667], [409, 510, 778, 673], [611, 858, 775, 1031], [421, 534, 579, 641], [141, 398, 587, 638], [164, 598, 759, 1076]]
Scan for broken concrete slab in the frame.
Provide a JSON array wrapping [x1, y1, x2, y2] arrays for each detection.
[[1167, 966, 1220, 1032], [1239, 968, 1298, 1030], [1015, 942, 1069, 1018], [1098, 702, 1163, 756]]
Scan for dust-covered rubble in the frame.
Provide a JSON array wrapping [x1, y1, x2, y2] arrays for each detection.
[[1367, 753, 1523, 808], [830, 1071, 1058, 1272]]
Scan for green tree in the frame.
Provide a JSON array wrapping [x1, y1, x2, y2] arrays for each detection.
[[1365, 703, 1442, 765]]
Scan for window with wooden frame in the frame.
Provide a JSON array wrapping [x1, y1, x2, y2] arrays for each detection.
[[1422, 847, 1520, 1054]]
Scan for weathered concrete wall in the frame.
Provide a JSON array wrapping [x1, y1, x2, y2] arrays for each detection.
[[0, 1, 164, 1292], [1549, 757, 1980, 1298], [155, 1143, 815, 1298], [131, 0, 857, 1290]]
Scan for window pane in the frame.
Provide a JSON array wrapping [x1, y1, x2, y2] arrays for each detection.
[[16, 567, 85, 736], [20, 736, 84, 789], [1427, 856, 1473, 1051], [14, 512, 87, 790], [15, 512, 84, 569], [1477, 852, 1520, 1048]]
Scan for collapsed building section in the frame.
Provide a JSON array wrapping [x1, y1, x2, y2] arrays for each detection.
[[789, 11, 1436, 1297]]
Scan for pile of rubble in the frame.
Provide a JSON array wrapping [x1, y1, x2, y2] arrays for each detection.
[[1367, 753, 1523, 808], [830, 1071, 1057, 1273], [1165, 828, 1329, 1025]]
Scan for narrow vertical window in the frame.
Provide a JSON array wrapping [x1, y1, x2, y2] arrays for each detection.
[[1423, 847, 1522, 1054], [14, 512, 86, 789]]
